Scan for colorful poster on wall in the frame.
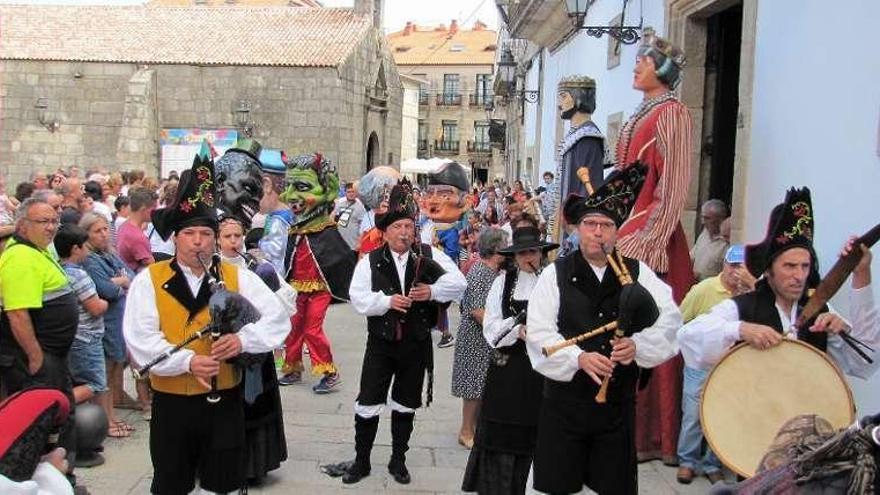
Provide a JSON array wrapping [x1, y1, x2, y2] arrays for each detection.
[[159, 128, 239, 177]]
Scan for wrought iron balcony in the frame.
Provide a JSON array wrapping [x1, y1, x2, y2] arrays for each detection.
[[436, 93, 462, 106], [417, 139, 428, 151], [469, 93, 494, 107], [467, 140, 492, 153], [434, 139, 460, 154]]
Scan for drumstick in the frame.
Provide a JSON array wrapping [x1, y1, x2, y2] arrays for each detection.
[[541, 321, 618, 357]]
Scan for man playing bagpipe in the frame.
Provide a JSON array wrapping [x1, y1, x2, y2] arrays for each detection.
[[524, 164, 682, 494], [324, 180, 466, 486], [122, 150, 290, 495]]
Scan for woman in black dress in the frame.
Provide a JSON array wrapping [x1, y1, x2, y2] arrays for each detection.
[[462, 226, 557, 494], [217, 217, 294, 482]]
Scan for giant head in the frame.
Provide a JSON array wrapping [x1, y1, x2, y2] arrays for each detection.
[[279, 153, 339, 226], [215, 139, 264, 228], [557, 75, 597, 120], [425, 161, 469, 224], [357, 166, 401, 212]]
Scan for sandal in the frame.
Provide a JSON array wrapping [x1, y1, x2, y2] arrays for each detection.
[[107, 423, 131, 438], [112, 420, 135, 432]]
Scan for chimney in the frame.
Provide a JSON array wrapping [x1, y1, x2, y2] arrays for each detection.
[[403, 21, 414, 36], [354, 0, 383, 29], [473, 20, 487, 31], [449, 19, 459, 35]]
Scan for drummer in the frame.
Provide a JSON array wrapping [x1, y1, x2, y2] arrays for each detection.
[[678, 187, 880, 383]]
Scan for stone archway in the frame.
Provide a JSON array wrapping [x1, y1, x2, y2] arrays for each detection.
[[366, 131, 380, 171]]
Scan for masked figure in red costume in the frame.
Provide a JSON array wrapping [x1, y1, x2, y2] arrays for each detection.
[[614, 27, 694, 464]]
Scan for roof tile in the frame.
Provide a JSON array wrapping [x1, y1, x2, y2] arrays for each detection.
[[387, 24, 497, 66], [0, 5, 371, 67]]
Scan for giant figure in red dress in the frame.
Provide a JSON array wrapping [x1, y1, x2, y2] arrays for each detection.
[[614, 28, 694, 464]]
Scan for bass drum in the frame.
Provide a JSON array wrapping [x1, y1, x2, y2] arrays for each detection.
[[700, 340, 855, 478]]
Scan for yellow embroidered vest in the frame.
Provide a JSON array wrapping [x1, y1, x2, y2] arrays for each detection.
[[148, 260, 240, 395]]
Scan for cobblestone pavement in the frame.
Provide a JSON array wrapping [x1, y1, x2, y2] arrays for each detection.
[[78, 303, 715, 494]]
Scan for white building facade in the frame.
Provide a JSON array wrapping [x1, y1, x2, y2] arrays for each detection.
[[500, 0, 880, 412]]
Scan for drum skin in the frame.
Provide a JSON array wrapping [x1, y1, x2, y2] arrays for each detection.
[[700, 340, 855, 478]]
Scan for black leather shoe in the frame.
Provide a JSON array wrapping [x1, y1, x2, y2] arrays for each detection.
[[388, 458, 410, 484], [342, 461, 370, 484]]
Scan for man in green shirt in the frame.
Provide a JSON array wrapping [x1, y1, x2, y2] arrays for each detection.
[[676, 245, 755, 484], [0, 197, 79, 477]]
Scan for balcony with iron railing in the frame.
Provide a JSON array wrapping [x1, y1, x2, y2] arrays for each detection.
[[469, 93, 494, 107], [467, 140, 492, 153], [436, 93, 462, 106], [418, 139, 428, 151], [434, 139, 460, 154]]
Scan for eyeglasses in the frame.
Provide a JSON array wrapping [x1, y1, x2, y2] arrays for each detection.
[[27, 218, 60, 227], [580, 218, 616, 231]]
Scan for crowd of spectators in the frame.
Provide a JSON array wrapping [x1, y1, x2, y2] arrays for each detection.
[[0, 165, 182, 483]]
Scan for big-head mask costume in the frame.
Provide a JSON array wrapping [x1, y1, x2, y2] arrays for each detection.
[[424, 161, 469, 262], [215, 138, 265, 229], [279, 153, 339, 229]]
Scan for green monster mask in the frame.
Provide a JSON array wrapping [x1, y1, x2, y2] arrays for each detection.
[[279, 153, 340, 229]]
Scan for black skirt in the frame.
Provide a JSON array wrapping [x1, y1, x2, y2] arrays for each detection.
[[462, 420, 534, 494], [243, 355, 287, 480]]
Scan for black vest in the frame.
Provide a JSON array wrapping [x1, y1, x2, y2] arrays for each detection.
[[366, 244, 445, 342], [546, 251, 642, 404], [732, 278, 828, 352]]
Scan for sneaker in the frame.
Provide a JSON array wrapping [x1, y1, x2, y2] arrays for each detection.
[[437, 333, 455, 348], [312, 372, 340, 394], [278, 371, 302, 386]]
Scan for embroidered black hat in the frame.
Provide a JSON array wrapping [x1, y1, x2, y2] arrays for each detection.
[[562, 163, 647, 226], [497, 226, 558, 255], [151, 145, 219, 241], [745, 187, 817, 278], [376, 179, 418, 231], [427, 161, 469, 192]]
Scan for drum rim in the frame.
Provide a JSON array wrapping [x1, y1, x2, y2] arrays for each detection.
[[699, 339, 855, 478]]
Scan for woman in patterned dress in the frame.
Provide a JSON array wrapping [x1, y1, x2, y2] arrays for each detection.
[[451, 227, 509, 448], [614, 28, 695, 464]]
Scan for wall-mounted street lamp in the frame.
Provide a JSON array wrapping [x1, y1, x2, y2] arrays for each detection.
[[564, 0, 643, 45], [35, 97, 60, 132], [497, 48, 539, 103], [234, 99, 254, 137]]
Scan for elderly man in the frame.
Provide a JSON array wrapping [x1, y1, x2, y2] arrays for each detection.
[[691, 199, 730, 281], [30, 170, 49, 190], [679, 187, 879, 398], [332, 181, 466, 485], [0, 198, 78, 479], [525, 166, 682, 494], [123, 153, 290, 494]]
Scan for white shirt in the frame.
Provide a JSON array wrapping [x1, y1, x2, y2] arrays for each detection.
[[349, 245, 467, 317], [525, 260, 682, 382], [122, 261, 291, 376], [677, 284, 880, 379], [484, 270, 539, 349]]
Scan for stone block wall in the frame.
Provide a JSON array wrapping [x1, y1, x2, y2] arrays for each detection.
[[0, 29, 403, 186], [0, 60, 133, 183]]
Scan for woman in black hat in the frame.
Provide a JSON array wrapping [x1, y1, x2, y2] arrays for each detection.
[[462, 226, 557, 495]]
